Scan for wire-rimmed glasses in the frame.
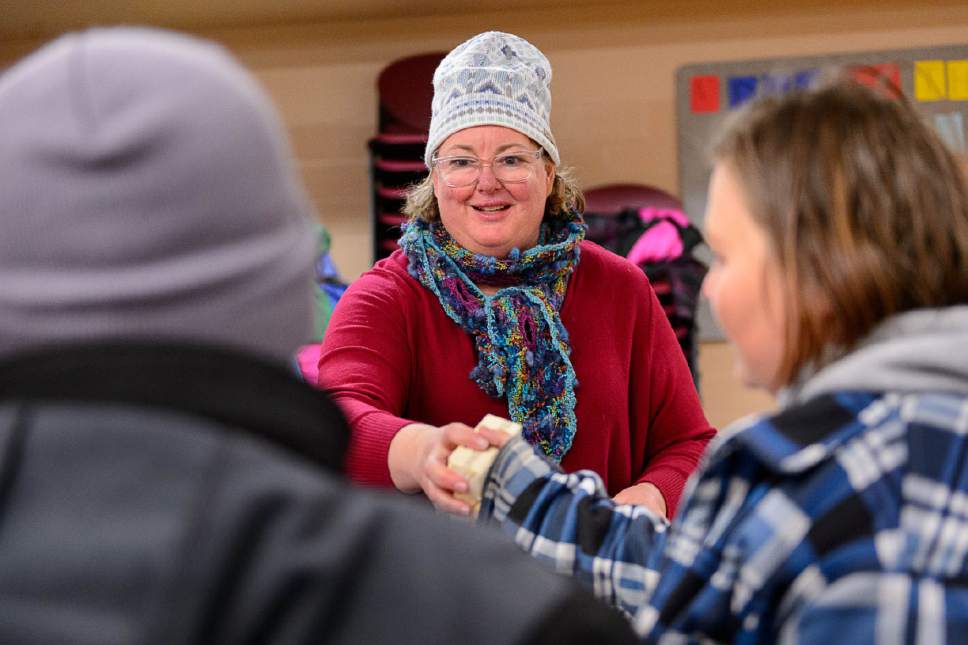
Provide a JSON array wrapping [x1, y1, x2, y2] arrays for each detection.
[[431, 148, 544, 188]]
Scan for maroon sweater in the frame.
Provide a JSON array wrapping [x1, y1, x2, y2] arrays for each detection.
[[318, 242, 715, 516]]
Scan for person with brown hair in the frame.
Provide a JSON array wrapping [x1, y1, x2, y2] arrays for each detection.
[[468, 77, 968, 642], [318, 31, 714, 519]]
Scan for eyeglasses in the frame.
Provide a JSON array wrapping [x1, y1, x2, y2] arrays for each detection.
[[431, 149, 545, 188]]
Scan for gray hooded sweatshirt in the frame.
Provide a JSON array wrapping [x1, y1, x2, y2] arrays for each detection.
[[783, 305, 968, 405]]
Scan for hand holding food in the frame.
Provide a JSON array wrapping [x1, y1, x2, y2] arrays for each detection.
[[447, 414, 522, 515]]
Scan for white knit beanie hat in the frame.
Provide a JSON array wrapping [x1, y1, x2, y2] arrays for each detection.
[[425, 31, 559, 167]]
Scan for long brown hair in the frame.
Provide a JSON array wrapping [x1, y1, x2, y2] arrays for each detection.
[[713, 76, 968, 385]]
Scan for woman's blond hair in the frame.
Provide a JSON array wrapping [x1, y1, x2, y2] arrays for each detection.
[[713, 76, 968, 386]]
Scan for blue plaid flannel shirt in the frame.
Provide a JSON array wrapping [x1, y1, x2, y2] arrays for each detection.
[[480, 391, 968, 643]]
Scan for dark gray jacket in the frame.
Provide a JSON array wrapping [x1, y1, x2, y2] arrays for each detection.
[[0, 342, 635, 644]]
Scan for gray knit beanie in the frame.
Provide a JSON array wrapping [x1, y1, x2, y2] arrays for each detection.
[[425, 31, 559, 167], [0, 28, 317, 362]]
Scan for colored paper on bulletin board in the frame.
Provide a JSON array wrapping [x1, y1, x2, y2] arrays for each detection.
[[850, 63, 902, 97], [735, 71, 819, 101], [934, 112, 966, 153], [915, 60, 947, 100], [794, 69, 818, 89], [948, 60, 968, 100], [759, 72, 794, 95], [728, 75, 758, 108], [759, 70, 819, 94], [677, 43, 968, 341], [690, 75, 720, 113]]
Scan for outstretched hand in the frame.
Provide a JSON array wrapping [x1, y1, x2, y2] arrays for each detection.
[[389, 421, 493, 516]]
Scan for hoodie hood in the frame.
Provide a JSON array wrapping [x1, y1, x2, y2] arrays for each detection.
[[0, 28, 316, 362], [781, 306, 968, 406]]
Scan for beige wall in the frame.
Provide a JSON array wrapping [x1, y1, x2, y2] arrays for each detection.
[[3, 1, 966, 425], [208, 1, 968, 282], [699, 342, 776, 429]]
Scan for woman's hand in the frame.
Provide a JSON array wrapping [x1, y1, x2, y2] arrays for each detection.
[[613, 482, 667, 519], [388, 421, 492, 516]]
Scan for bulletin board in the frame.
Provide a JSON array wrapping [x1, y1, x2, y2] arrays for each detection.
[[675, 43, 968, 340]]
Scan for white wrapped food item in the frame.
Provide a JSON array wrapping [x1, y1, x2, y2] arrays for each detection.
[[448, 414, 522, 515]]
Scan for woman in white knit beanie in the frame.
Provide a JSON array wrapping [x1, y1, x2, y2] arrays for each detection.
[[319, 31, 714, 519]]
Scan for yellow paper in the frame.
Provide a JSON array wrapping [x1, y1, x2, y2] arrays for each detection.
[[947, 60, 968, 101], [915, 60, 946, 101]]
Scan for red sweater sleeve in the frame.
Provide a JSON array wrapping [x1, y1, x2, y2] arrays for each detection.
[[316, 260, 417, 487], [630, 272, 716, 517]]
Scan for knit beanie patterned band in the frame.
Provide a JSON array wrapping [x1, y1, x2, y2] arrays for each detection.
[[424, 31, 560, 167]]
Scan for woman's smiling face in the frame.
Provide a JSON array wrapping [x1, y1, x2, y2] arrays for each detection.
[[432, 125, 554, 258]]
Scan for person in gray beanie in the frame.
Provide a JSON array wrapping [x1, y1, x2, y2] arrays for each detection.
[[0, 27, 636, 644], [319, 31, 714, 519], [0, 26, 315, 361]]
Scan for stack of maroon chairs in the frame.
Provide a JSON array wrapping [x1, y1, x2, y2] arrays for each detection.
[[367, 52, 445, 262], [583, 183, 707, 385]]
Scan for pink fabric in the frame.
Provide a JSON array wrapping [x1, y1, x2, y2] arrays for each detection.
[[639, 206, 690, 227], [625, 207, 691, 266], [296, 343, 322, 384], [316, 242, 716, 517]]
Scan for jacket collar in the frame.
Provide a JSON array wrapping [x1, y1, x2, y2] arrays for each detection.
[[0, 341, 348, 473]]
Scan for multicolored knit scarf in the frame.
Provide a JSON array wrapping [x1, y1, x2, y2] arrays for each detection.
[[399, 213, 585, 461]]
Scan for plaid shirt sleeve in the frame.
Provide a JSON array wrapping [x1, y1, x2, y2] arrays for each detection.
[[480, 392, 968, 643], [480, 433, 672, 618]]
